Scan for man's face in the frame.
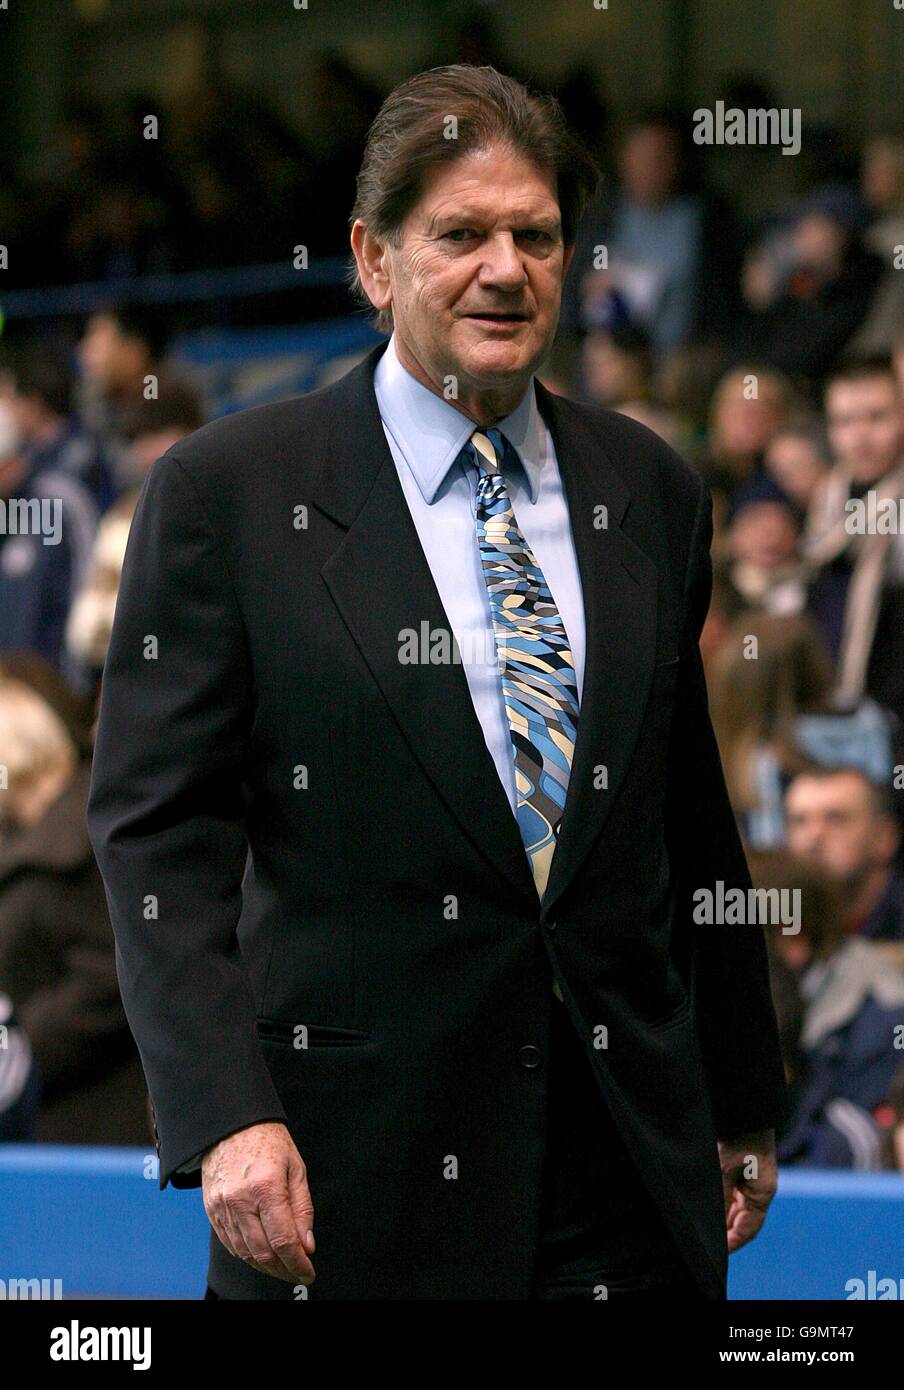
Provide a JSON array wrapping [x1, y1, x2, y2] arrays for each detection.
[[825, 375, 904, 484], [78, 314, 146, 393], [785, 773, 891, 885], [619, 126, 680, 206], [375, 143, 571, 409]]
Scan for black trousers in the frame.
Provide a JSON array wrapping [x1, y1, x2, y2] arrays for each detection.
[[205, 996, 706, 1301]]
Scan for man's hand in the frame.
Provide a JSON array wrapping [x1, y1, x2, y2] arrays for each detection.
[[201, 1121, 316, 1286], [717, 1128, 778, 1254]]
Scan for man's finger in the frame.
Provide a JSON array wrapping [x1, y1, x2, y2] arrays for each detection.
[[257, 1177, 316, 1283]]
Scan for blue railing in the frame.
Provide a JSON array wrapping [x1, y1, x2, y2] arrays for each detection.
[[1, 1145, 902, 1299]]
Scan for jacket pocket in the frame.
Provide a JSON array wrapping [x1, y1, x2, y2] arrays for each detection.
[[256, 1017, 372, 1048]]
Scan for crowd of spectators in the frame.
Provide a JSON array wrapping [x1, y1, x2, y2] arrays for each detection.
[[1, 54, 904, 1184]]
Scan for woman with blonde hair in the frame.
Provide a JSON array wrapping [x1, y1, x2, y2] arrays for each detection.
[[0, 656, 149, 1144]]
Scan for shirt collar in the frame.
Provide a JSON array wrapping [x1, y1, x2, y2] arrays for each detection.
[[373, 332, 545, 504]]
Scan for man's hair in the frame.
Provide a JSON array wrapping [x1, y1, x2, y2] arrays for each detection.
[[10, 344, 73, 418], [90, 303, 170, 362], [347, 63, 601, 334], [786, 762, 897, 821], [118, 373, 205, 441], [824, 353, 899, 398]]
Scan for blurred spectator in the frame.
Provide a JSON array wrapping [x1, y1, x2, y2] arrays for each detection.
[[76, 305, 169, 494], [724, 475, 806, 615], [66, 376, 205, 681], [758, 854, 904, 1170], [0, 657, 150, 1145], [764, 416, 832, 513], [561, 110, 742, 353], [699, 561, 747, 687], [0, 380, 99, 691], [785, 767, 904, 944], [5, 343, 115, 514], [581, 323, 653, 407], [0, 991, 43, 1140], [804, 356, 904, 718], [709, 611, 833, 849], [579, 324, 685, 445], [735, 183, 884, 385], [706, 365, 797, 486], [849, 136, 904, 356], [877, 1063, 904, 1171]]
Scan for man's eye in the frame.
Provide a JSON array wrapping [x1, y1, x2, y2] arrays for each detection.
[[444, 229, 475, 242], [518, 230, 550, 242]]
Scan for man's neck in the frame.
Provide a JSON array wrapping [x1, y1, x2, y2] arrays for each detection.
[[392, 334, 530, 427]]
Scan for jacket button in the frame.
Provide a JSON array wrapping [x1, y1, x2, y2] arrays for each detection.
[[518, 1045, 542, 1069], [546, 920, 557, 931]]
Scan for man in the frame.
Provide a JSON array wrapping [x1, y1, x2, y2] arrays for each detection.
[[76, 305, 167, 495], [66, 375, 205, 688], [0, 370, 99, 690], [6, 345, 115, 514], [87, 65, 789, 1301], [785, 767, 904, 944], [805, 356, 904, 719]]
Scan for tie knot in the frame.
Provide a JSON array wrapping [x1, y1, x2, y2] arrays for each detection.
[[467, 427, 506, 478]]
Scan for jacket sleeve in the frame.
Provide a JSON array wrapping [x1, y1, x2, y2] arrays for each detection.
[[665, 474, 792, 1139], [85, 449, 288, 1190]]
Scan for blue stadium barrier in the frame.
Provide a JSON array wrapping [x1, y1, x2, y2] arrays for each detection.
[[1, 1146, 903, 1299], [0, 258, 350, 319]]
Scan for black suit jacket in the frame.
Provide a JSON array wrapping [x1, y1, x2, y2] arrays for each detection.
[[86, 339, 790, 1300]]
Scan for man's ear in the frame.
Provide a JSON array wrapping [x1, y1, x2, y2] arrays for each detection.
[[350, 220, 392, 313], [562, 243, 575, 277]]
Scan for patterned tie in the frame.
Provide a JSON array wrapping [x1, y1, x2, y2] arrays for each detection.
[[463, 427, 580, 1001]]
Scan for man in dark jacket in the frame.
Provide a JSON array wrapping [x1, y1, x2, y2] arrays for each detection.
[[87, 65, 789, 1301]]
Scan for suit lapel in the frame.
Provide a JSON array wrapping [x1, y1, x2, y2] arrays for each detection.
[[310, 343, 657, 915], [315, 343, 539, 909], [532, 383, 657, 916]]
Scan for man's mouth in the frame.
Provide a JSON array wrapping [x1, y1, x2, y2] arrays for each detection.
[[465, 311, 529, 324]]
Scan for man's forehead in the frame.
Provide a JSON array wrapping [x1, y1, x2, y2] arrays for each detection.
[[789, 775, 868, 811], [410, 156, 560, 221]]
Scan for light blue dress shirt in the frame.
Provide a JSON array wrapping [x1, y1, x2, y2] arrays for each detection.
[[373, 332, 586, 814]]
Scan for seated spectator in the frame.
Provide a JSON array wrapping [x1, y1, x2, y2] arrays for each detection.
[[877, 1062, 904, 1171], [724, 475, 806, 614], [785, 766, 904, 944], [699, 561, 746, 688], [763, 415, 831, 513], [561, 109, 741, 353], [704, 364, 798, 524], [0, 990, 43, 1141], [848, 135, 904, 356], [66, 375, 204, 684], [756, 853, 904, 1170], [0, 656, 150, 1146], [76, 304, 169, 494], [4, 343, 116, 514], [709, 611, 833, 849], [0, 386, 99, 692], [581, 323, 652, 406], [804, 355, 904, 719], [735, 183, 884, 385]]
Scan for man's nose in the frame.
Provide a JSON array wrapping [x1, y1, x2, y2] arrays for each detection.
[[478, 233, 529, 290]]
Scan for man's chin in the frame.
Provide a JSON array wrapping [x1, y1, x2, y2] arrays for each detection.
[[456, 329, 545, 384]]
